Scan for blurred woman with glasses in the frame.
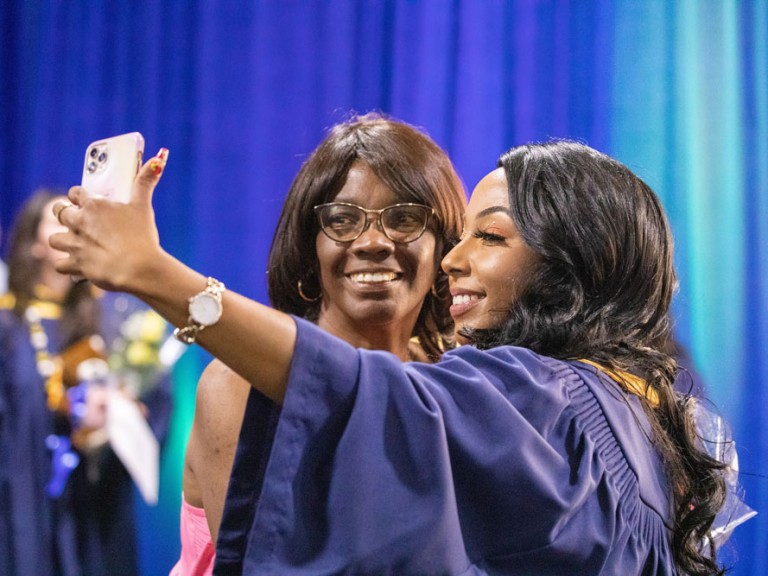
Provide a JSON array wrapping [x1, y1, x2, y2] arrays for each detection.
[[170, 113, 466, 574]]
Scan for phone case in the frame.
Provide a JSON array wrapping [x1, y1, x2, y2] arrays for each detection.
[[81, 132, 145, 203]]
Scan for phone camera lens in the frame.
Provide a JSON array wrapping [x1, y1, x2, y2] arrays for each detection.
[[89, 147, 98, 159], [86, 161, 97, 174], [98, 151, 108, 163]]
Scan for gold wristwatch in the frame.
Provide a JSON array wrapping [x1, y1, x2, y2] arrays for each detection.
[[173, 277, 226, 344]]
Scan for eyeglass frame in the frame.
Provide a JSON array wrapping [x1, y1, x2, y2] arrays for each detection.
[[313, 202, 436, 244]]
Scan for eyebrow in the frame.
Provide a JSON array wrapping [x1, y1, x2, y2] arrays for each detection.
[[476, 205, 511, 219]]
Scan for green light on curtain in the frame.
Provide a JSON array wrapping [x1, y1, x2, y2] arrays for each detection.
[[679, 0, 745, 410], [612, 0, 748, 413]]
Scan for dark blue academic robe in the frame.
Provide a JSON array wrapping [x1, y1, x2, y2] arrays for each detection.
[[70, 293, 173, 576], [0, 309, 60, 575], [218, 318, 676, 575], [0, 295, 172, 576]]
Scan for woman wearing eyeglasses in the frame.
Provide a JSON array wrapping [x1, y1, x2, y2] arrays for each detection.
[[53, 138, 737, 575], [169, 114, 466, 574]]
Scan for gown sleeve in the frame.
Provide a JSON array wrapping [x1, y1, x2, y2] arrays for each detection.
[[214, 388, 281, 573], [240, 318, 675, 575]]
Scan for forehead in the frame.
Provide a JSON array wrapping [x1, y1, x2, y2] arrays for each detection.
[[467, 168, 509, 215], [333, 162, 401, 207]]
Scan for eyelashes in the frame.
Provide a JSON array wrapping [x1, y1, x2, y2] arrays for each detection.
[[473, 230, 506, 243], [449, 227, 508, 247]]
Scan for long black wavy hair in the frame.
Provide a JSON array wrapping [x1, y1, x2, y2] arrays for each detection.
[[463, 141, 726, 575]]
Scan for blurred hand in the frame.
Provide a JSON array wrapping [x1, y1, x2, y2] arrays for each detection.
[[81, 384, 109, 430]]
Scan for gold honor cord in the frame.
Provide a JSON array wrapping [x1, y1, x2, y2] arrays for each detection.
[[579, 359, 659, 407]]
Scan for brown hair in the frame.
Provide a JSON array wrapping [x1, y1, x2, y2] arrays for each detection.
[[6, 189, 99, 347], [267, 113, 466, 360]]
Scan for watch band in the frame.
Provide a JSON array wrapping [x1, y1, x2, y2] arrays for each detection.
[[173, 277, 226, 345]]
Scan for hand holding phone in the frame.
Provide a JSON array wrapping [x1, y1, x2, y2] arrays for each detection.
[[81, 132, 145, 203]]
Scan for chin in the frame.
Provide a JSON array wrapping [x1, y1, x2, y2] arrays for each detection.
[[348, 300, 401, 324], [452, 327, 471, 346]]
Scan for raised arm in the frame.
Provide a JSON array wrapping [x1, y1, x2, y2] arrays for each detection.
[[50, 150, 295, 404]]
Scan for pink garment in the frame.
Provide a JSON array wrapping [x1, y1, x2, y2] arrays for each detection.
[[169, 494, 215, 576]]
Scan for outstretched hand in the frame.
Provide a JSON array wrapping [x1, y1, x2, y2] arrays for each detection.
[[50, 149, 169, 293], [51, 146, 295, 405]]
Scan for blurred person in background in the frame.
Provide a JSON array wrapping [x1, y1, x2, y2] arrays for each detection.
[[0, 189, 173, 576]]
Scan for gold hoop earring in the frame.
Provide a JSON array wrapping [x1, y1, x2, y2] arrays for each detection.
[[297, 280, 321, 303]]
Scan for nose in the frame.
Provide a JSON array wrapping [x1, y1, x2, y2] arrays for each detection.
[[441, 236, 468, 276], [351, 214, 394, 255]]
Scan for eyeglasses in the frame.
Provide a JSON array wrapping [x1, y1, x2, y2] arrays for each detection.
[[314, 202, 435, 244]]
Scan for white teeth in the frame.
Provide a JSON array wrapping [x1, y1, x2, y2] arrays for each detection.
[[349, 272, 397, 283], [452, 294, 480, 306]]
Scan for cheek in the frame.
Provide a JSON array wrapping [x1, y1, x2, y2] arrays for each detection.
[[38, 210, 67, 238], [412, 234, 439, 277], [315, 235, 340, 272], [486, 257, 533, 304], [411, 249, 440, 289]]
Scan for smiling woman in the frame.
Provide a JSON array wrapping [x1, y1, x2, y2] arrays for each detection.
[[443, 167, 539, 342], [267, 115, 466, 359], [441, 141, 732, 575], [313, 162, 439, 344], [170, 113, 466, 574]]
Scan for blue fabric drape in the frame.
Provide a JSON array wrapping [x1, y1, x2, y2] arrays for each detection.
[[1, 2, 765, 574]]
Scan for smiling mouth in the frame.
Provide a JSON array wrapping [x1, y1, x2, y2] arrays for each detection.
[[449, 293, 485, 317], [452, 294, 482, 306], [348, 272, 400, 284]]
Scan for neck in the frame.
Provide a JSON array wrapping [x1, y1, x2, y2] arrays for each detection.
[[317, 316, 414, 362]]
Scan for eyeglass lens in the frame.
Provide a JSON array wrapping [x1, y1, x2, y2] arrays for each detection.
[[317, 203, 431, 243]]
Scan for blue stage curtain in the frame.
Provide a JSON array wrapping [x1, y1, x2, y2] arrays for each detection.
[[1, 2, 765, 574]]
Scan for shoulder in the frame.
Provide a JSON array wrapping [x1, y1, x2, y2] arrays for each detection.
[[429, 345, 574, 417], [0, 307, 24, 357], [197, 359, 249, 396], [0, 300, 19, 328], [439, 345, 565, 385], [429, 347, 664, 483], [436, 345, 649, 416]]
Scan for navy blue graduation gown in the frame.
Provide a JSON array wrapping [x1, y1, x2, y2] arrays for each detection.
[[0, 295, 172, 576], [0, 309, 60, 575], [218, 318, 676, 575]]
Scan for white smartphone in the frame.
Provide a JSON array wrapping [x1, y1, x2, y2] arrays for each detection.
[[81, 132, 145, 203]]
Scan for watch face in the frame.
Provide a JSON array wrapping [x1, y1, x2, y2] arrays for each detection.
[[189, 293, 222, 326]]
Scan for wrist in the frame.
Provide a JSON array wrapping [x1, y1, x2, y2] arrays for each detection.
[[124, 248, 177, 298], [174, 277, 226, 345]]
